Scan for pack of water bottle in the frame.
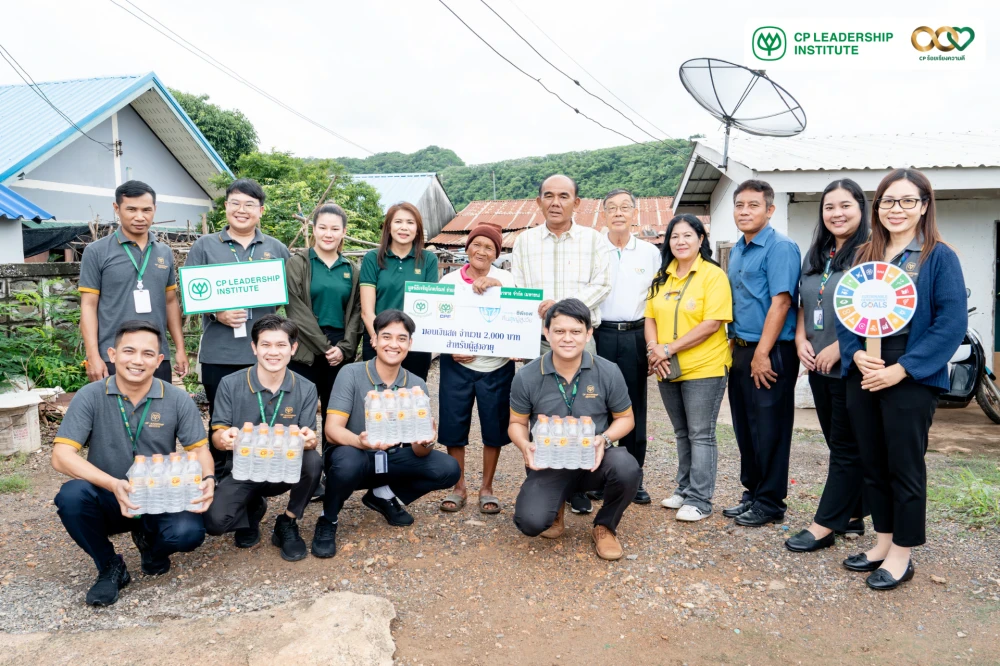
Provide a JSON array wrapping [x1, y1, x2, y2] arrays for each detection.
[[364, 387, 434, 445], [531, 415, 597, 470], [126, 451, 204, 516], [230, 422, 305, 483]]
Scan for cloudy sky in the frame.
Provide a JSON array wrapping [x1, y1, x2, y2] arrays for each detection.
[[2, 0, 996, 165]]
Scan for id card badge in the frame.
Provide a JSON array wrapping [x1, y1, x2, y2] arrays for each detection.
[[813, 307, 824, 331], [375, 450, 388, 474], [133, 289, 152, 314], [233, 322, 247, 338]]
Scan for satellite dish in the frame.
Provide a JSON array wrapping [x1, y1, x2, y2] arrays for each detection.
[[679, 57, 806, 169]]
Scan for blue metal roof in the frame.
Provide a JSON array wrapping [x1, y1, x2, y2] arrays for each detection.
[[0, 184, 54, 221], [0, 72, 232, 186], [352, 173, 441, 210]]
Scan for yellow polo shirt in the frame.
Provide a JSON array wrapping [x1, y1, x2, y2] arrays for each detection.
[[644, 255, 733, 381]]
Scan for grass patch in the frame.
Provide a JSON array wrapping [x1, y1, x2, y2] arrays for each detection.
[[0, 473, 30, 494], [928, 458, 1000, 527]]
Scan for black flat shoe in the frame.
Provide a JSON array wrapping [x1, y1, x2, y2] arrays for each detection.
[[734, 506, 783, 527], [784, 529, 835, 552], [866, 561, 915, 590], [722, 500, 752, 518], [835, 518, 865, 536], [843, 552, 884, 572], [633, 485, 651, 505]]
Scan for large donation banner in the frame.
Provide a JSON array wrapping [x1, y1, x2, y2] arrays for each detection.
[[177, 259, 288, 315], [403, 282, 543, 359]]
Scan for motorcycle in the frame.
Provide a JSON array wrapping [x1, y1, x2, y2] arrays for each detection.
[[939, 291, 1000, 424]]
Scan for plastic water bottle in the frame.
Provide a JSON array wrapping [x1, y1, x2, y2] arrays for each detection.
[[550, 417, 566, 469], [147, 453, 166, 515], [533, 415, 552, 468], [580, 416, 596, 469], [412, 387, 434, 441], [284, 425, 303, 484], [166, 452, 185, 513], [382, 390, 399, 445], [233, 422, 254, 481], [565, 416, 580, 470], [367, 391, 385, 445], [127, 455, 148, 516], [184, 451, 203, 511], [397, 388, 416, 443], [267, 424, 286, 482], [251, 424, 270, 482]]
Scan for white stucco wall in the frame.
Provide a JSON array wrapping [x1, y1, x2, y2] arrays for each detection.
[[0, 220, 24, 263]]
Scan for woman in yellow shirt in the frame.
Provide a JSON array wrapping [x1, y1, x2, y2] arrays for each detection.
[[645, 214, 733, 522]]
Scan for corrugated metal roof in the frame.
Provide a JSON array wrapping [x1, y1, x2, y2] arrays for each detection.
[[698, 131, 1000, 173], [352, 173, 442, 210], [0, 184, 54, 221], [0, 73, 232, 195]]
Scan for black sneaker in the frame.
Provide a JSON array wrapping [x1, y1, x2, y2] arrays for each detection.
[[234, 496, 267, 548], [633, 485, 652, 505], [85, 554, 131, 607], [585, 489, 605, 501], [362, 490, 414, 526], [131, 527, 170, 576], [568, 492, 593, 514], [271, 514, 308, 562], [311, 515, 338, 558]]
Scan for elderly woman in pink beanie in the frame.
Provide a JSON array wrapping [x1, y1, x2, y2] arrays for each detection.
[[437, 224, 517, 514]]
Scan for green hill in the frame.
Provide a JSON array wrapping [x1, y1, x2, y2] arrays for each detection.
[[337, 140, 693, 210]]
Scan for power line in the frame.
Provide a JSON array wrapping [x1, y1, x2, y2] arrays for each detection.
[[503, 0, 675, 142], [109, 0, 375, 155], [0, 42, 114, 151], [436, 0, 645, 146]]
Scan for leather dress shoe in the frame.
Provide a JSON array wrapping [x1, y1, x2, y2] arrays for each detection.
[[842, 552, 884, 572], [835, 518, 865, 536], [734, 506, 782, 527], [866, 561, 915, 590], [722, 500, 752, 518], [784, 529, 835, 553], [633, 485, 651, 505]]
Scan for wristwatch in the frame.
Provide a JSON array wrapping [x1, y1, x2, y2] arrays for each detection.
[[596, 433, 612, 450]]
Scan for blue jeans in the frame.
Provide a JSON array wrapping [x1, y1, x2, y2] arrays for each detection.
[[657, 375, 727, 513], [55, 479, 205, 571]]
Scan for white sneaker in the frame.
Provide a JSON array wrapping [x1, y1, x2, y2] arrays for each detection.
[[660, 494, 685, 509], [676, 505, 710, 522]]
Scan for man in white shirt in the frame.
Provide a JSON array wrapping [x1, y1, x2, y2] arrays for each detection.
[[593, 189, 662, 505]]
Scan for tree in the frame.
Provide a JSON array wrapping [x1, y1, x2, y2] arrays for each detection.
[[334, 145, 465, 173], [170, 89, 259, 169]]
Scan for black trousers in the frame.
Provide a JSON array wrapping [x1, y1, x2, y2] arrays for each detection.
[[201, 362, 253, 471], [808, 372, 866, 530], [846, 340, 937, 547], [322, 444, 461, 520], [108, 358, 172, 383], [289, 327, 346, 443], [362, 332, 432, 381], [594, 323, 648, 467], [728, 340, 799, 517], [203, 449, 323, 534]]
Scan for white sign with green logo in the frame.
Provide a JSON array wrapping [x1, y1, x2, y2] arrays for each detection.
[[403, 281, 544, 359], [178, 259, 288, 315]]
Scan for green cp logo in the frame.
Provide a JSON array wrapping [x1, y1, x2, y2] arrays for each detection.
[[412, 299, 430, 317], [752, 26, 787, 61], [188, 278, 212, 301]]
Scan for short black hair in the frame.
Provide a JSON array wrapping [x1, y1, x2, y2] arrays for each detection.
[[251, 314, 298, 345], [114, 320, 163, 347], [544, 298, 591, 330], [373, 309, 415, 337], [733, 179, 775, 208], [115, 180, 156, 205], [538, 174, 579, 198], [603, 188, 636, 208], [226, 178, 266, 205]]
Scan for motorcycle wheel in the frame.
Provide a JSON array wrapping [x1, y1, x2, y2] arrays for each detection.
[[975, 376, 1000, 424]]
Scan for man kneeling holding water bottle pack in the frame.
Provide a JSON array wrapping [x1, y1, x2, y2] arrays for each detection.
[[204, 315, 322, 562], [52, 321, 214, 607]]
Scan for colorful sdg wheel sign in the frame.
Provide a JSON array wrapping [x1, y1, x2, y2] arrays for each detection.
[[833, 261, 917, 337]]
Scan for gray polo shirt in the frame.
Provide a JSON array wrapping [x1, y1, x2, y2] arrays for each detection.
[[327, 360, 428, 437], [510, 351, 632, 433], [185, 227, 291, 365], [887, 236, 922, 338], [54, 376, 207, 480], [800, 255, 844, 378], [79, 230, 176, 362]]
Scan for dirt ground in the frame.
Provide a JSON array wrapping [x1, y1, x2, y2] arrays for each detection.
[[1, 365, 999, 665]]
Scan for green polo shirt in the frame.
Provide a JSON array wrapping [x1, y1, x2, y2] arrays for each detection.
[[359, 247, 439, 313], [309, 249, 353, 329]]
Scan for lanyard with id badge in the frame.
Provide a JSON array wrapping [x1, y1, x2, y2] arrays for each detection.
[[120, 233, 153, 314], [813, 249, 836, 331], [227, 241, 256, 338]]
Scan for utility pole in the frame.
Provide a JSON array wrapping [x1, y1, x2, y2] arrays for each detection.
[[492, 170, 497, 200]]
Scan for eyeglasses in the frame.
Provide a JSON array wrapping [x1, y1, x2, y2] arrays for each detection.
[[225, 200, 261, 211], [875, 197, 925, 210], [604, 205, 634, 214]]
